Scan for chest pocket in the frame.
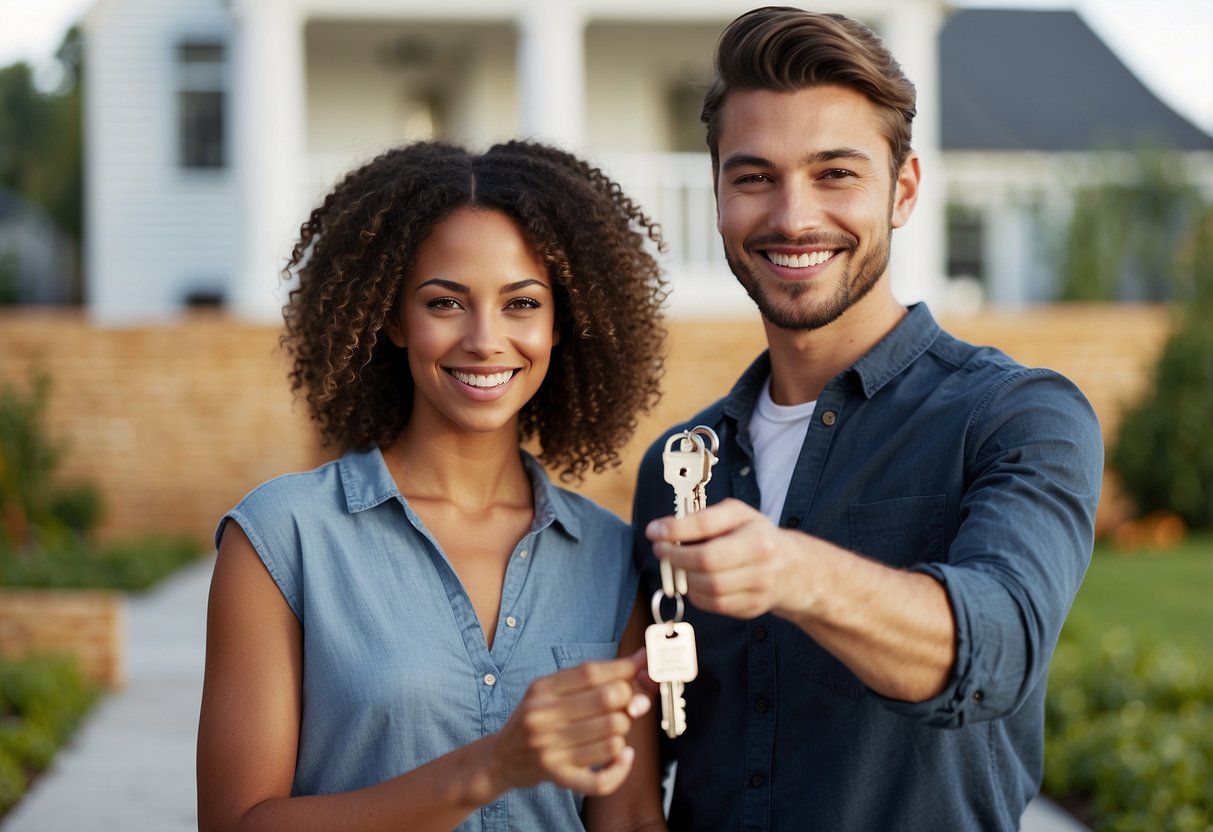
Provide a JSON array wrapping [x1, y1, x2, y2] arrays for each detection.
[[848, 494, 946, 567]]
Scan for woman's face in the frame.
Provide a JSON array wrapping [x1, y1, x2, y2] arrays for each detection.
[[387, 207, 559, 437]]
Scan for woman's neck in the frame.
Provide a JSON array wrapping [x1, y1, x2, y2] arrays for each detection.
[[384, 419, 532, 514]]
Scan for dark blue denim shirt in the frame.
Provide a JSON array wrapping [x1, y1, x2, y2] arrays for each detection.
[[633, 304, 1103, 831]]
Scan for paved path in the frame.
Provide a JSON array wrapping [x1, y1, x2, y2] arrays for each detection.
[[1, 555, 1088, 831]]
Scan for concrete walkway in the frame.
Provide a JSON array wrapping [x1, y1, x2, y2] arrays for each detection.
[[0, 555, 1089, 831]]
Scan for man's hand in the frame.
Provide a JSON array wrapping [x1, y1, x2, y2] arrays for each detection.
[[646, 498, 818, 621]]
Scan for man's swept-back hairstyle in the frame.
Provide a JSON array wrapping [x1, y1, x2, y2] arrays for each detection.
[[701, 6, 917, 174], [282, 140, 667, 482]]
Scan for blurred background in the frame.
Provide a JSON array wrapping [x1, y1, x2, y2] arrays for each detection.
[[1, 1, 1210, 830]]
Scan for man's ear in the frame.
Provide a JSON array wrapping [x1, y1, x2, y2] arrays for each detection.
[[891, 153, 921, 230]]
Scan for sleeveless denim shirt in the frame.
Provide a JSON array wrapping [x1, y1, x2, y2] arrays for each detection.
[[216, 447, 637, 831]]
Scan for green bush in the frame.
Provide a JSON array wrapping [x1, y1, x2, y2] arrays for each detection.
[[1045, 621, 1213, 831], [0, 533, 199, 591], [1110, 207, 1213, 530], [0, 653, 97, 817], [0, 370, 104, 549], [0, 369, 200, 591]]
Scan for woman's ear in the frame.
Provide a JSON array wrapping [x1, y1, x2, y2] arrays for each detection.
[[386, 316, 406, 349]]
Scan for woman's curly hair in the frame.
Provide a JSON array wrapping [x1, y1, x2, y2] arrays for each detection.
[[282, 140, 668, 482]]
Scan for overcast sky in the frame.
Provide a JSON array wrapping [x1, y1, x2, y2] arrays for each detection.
[[1, 0, 1210, 134]]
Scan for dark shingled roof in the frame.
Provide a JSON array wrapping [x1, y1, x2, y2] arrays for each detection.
[[940, 8, 1213, 151]]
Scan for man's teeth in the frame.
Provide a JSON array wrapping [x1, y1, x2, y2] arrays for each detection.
[[450, 369, 513, 388], [768, 250, 834, 268]]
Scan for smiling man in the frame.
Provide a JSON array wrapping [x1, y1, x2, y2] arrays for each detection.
[[631, 7, 1105, 831]]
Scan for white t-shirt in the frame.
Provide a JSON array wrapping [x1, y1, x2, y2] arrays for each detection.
[[749, 377, 816, 522]]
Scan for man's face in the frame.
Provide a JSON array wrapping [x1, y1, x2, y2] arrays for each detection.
[[713, 84, 918, 331]]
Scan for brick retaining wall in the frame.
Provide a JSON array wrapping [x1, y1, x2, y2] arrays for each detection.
[[0, 305, 1171, 546], [0, 590, 124, 688]]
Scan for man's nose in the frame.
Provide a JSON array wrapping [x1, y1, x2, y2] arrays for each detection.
[[768, 182, 823, 238]]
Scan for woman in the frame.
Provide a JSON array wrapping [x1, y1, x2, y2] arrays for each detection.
[[197, 140, 668, 831]]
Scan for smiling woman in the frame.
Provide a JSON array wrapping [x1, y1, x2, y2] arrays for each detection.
[[196, 140, 670, 832]]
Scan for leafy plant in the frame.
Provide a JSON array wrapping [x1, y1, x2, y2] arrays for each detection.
[[0, 653, 97, 817], [0, 370, 104, 549], [1044, 621, 1213, 831], [1058, 147, 1205, 302], [1110, 206, 1213, 529]]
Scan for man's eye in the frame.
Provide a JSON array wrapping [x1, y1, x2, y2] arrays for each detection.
[[820, 169, 855, 180], [735, 173, 772, 185]]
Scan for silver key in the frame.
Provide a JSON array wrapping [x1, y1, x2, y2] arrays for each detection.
[[661, 432, 709, 597], [645, 619, 698, 738], [688, 426, 719, 514]]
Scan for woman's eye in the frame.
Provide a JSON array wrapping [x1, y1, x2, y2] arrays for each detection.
[[425, 296, 462, 310], [506, 297, 542, 311]]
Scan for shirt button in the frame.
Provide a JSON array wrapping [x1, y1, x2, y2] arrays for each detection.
[[786, 516, 801, 529], [483, 673, 496, 686], [505, 615, 518, 628], [752, 626, 767, 641], [821, 410, 837, 426], [749, 774, 765, 788], [755, 697, 769, 713], [519, 549, 528, 559], [739, 466, 752, 476], [972, 690, 984, 704]]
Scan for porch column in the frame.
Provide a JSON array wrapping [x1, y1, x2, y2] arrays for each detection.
[[883, 1, 948, 309], [516, 6, 586, 150], [228, 0, 308, 321]]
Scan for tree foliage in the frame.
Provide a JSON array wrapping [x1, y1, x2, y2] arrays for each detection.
[[1058, 147, 1205, 302], [0, 27, 83, 274], [1109, 205, 1213, 529]]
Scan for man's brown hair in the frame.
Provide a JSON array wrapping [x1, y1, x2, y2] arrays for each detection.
[[702, 6, 917, 175]]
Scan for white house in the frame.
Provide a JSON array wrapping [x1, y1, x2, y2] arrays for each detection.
[[80, 0, 948, 322], [80, 0, 1211, 323]]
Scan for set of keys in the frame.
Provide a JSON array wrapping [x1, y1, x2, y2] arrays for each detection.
[[646, 425, 719, 738]]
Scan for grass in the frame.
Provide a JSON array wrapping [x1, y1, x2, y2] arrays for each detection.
[[1065, 533, 1212, 657]]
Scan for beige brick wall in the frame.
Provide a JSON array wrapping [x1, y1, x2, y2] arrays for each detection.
[[0, 305, 1171, 547], [0, 591, 124, 688]]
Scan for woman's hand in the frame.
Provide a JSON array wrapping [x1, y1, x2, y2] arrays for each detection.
[[487, 651, 651, 796]]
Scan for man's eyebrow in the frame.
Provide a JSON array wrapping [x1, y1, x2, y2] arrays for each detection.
[[720, 147, 874, 174], [807, 147, 873, 165]]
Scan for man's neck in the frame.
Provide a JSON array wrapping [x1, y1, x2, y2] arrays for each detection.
[[764, 290, 907, 406]]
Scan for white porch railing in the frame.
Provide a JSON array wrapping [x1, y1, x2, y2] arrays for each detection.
[[308, 150, 749, 318]]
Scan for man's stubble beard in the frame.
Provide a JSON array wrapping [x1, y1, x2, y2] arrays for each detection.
[[725, 228, 892, 332]]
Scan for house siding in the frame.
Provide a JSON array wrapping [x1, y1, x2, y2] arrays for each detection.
[[85, 0, 238, 320]]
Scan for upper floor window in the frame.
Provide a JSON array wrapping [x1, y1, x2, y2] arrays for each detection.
[[177, 42, 227, 169]]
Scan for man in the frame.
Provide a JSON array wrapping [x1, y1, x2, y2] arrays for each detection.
[[632, 7, 1103, 830]]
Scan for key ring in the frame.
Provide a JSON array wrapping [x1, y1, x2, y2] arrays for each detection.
[[651, 588, 684, 624]]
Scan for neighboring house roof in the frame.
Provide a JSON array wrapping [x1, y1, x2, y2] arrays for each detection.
[[940, 8, 1213, 152]]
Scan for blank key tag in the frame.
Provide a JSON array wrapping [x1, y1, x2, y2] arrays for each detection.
[[645, 621, 699, 684]]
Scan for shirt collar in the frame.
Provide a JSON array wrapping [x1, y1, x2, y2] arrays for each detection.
[[722, 302, 940, 419], [338, 446, 582, 541]]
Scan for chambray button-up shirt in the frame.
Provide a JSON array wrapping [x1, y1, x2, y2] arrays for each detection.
[[217, 447, 636, 831], [633, 303, 1103, 831]]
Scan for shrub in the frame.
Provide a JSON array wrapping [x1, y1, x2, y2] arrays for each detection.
[[1045, 620, 1213, 831], [0, 653, 97, 817], [0, 370, 104, 549], [0, 369, 199, 591], [1110, 207, 1213, 530]]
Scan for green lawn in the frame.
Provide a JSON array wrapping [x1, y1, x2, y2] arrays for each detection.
[[1065, 534, 1213, 657]]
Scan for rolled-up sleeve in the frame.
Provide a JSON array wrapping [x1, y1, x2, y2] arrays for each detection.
[[882, 368, 1104, 727]]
